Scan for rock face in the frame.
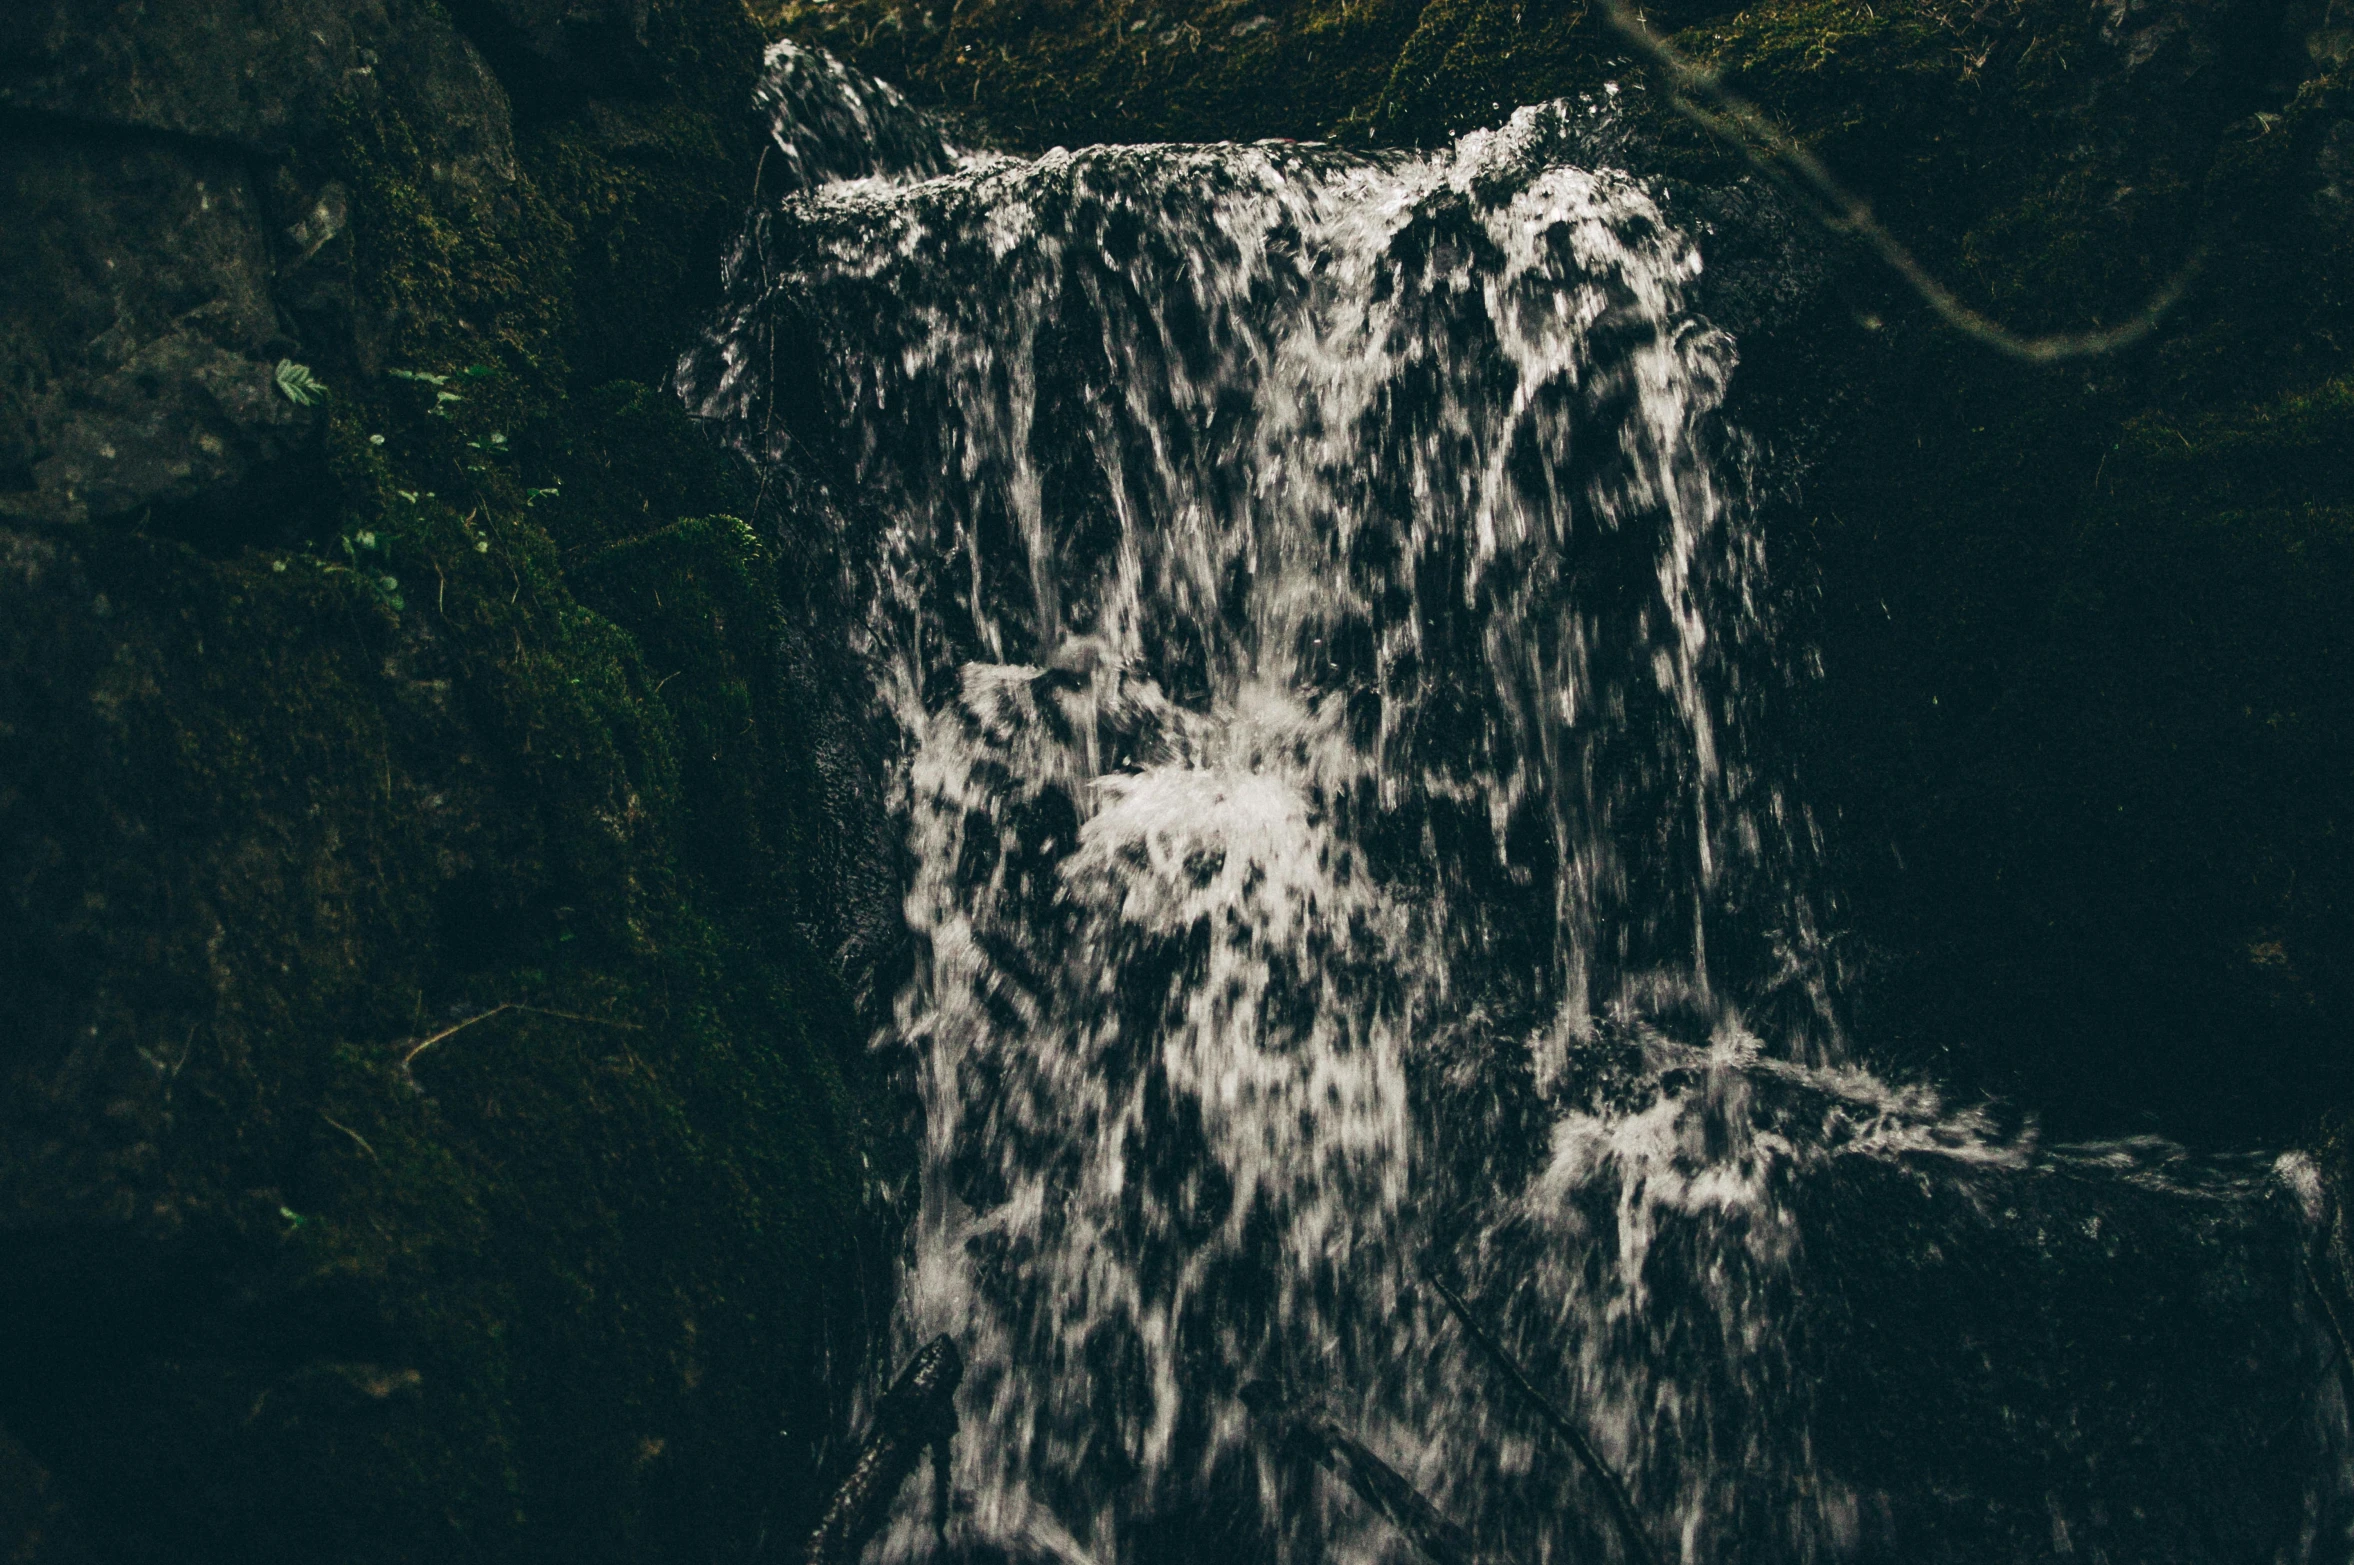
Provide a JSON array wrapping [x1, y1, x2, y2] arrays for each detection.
[[0, 0, 523, 530], [0, 1, 903, 1562], [0, 125, 308, 528]]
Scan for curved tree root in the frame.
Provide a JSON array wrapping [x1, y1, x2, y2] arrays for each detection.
[[1241, 1380, 1512, 1565], [802, 1335, 964, 1565]]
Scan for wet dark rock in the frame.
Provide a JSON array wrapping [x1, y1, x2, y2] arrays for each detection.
[[445, 0, 664, 113], [0, 0, 519, 533], [0, 0, 901, 1561], [0, 127, 310, 527], [0, 1420, 84, 1565], [1801, 1147, 2322, 1562], [0, 487, 895, 1562], [1, 0, 382, 151]]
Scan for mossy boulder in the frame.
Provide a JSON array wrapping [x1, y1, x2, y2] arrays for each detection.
[[761, 0, 1595, 149], [0, 0, 904, 1560], [0, 487, 885, 1564]]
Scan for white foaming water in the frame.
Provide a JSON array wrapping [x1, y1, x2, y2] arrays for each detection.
[[680, 44, 2341, 1565]]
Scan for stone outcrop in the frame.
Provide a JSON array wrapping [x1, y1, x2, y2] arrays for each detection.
[[0, 2, 901, 1561]]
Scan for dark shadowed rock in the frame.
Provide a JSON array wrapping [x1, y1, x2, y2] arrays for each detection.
[[0, 0, 372, 150], [0, 129, 308, 527], [0, 0, 903, 1561], [0, 0, 522, 531], [443, 0, 665, 111]]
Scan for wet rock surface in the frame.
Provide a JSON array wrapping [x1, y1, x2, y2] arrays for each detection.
[[1801, 1144, 2325, 1561], [0, 501, 891, 1562], [0, 128, 310, 528], [0, 0, 525, 531]]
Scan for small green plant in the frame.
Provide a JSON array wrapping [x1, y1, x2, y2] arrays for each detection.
[[382, 363, 542, 521], [275, 359, 329, 406], [389, 367, 466, 416], [337, 529, 404, 611]]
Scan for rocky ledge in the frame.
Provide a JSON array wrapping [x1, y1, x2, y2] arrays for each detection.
[[2, 2, 899, 1560]]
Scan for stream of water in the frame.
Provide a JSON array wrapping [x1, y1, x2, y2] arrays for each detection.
[[683, 44, 2352, 1565]]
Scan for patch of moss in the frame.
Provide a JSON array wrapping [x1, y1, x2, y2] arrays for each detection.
[[1, 372, 885, 1554], [766, 0, 1468, 147], [0, 2, 900, 1559]]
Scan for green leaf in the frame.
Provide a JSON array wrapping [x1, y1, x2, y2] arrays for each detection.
[[275, 359, 329, 406]]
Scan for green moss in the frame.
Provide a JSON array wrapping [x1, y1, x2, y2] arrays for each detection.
[[766, 0, 1459, 147], [0, 397, 885, 1555], [321, 82, 574, 402], [0, 2, 897, 1558]]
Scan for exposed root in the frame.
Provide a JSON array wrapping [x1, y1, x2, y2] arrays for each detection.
[[802, 1336, 964, 1565]]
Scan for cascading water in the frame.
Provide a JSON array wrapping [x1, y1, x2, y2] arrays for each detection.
[[684, 43, 2354, 1565]]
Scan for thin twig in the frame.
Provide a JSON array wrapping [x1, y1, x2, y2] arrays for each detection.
[[400, 1002, 642, 1068], [402, 1003, 514, 1066], [1597, 0, 2204, 362], [1424, 1266, 1660, 1565], [2302, 1252, 2354, 1414], [320, 1111, 380, 1161], [514, 1004, 644, 1030], [400, 1002, 515, 1063]]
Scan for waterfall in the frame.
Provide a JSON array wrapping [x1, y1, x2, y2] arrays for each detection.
[[682, 43, 2350, 1565]]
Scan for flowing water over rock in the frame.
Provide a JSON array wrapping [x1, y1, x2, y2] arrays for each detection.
[[685, 44, 2354, 1565]]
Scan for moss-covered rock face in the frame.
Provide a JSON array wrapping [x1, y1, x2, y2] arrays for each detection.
[[780, 0, 2354, 1144], [0, 1, 903, 1560], [0, 503, 876, 1565]]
